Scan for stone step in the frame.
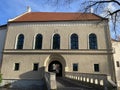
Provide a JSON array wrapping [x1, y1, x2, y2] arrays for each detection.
[[57, 87, 95, 90]]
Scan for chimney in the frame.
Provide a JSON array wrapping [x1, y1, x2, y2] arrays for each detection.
[[90, 8, 94, 13], [27, 6, 31, 12]]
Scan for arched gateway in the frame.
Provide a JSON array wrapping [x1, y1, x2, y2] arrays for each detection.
[[48, 61, 62, 76], [44, 54, 66, 77]]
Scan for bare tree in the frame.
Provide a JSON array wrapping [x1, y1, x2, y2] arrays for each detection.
[[45, 0, 120, 39], [81, 0, 120, 39]]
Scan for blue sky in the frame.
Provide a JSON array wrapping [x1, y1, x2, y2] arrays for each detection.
[[0, 0, 82, 25], [0, 0, 119, 39]]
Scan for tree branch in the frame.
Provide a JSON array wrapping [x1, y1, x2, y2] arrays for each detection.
[[83, 0, 120, 12], [108, 9, 120, 16]]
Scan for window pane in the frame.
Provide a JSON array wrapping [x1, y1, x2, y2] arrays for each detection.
[[89, 34, 97, 49], [73, 63, 78, 71], [53, 34, 60, 49], [116, 61, 120, 67], [94, 64, 99, 72], [33, 63, 39, 71], [17, 34, 24, 49], [35, 34, 42, 49], [14, 63, 19, 71], [71, 34, 78, 49]]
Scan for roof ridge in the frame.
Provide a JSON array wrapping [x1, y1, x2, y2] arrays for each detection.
[[29, 12, 83, 13], [8, 12, 29, 22], [8, 7, 31, 22]]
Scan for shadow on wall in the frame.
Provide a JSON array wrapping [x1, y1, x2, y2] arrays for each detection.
[[19, 67, 45, 79], [2, 67, 47, 89]]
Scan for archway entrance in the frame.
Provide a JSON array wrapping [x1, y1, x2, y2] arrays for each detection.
[[48, 61, 62, 77]]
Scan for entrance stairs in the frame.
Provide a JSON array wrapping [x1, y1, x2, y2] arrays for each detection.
[[45, 72, 116, 90]]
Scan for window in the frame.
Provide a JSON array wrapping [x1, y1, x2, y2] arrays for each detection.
[[14, 63, 20, 71], [94, 64, 99, 72], [116, 61, 120, 67], [33, 63, 39, 71], [89, 33, 97, 49], [73, 63, 78, 71], [71, 34, 78, 49], [16, 34, 24, 49], [53, 34, 60, 49], [35, 34, 42, 49]]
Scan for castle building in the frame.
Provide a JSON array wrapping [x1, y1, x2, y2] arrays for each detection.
[[112, 39, 120, 89], [0, 8, 118, 89]]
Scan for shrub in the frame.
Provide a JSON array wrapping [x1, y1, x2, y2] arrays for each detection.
[[0, 74, 2, 83]]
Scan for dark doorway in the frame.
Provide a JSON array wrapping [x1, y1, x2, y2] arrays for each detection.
[[48, 61, 62, 77]]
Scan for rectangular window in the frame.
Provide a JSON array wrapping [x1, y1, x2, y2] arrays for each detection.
[[116, 61, 120, 67], [73, 63, 78, 71], [94, 64, 99, 72], [33, 63, 39, 71], [14, 63, 20, 71]]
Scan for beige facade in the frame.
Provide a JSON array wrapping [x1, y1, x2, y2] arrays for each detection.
[[0, 25, 7, 64], [1, 22, 114, 77], [4, 21, 110, 49], [112, 40, 120, 88], [0, 11, 117, 88]]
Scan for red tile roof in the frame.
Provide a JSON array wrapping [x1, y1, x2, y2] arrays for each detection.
[[9, 12, 107, 22], [0, 25, 7, 30], [111, 39, 120, 42]]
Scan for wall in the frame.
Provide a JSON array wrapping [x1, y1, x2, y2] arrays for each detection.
[[112, 40, 120, 87], [4, 21, 110, 50], [1, 20, 115, 85], [0, 25, 7, 64], [1, 53, 112, 79]]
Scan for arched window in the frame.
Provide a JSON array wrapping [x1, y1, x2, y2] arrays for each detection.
[[89, 33, 97, 49], [35, 34, 42, 49], [16, 34, 24, 49], [53, 34, 60, 49], [71, 34, 78, 49]]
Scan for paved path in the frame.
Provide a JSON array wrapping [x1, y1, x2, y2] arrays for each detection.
[[56, 77, 101, 90]]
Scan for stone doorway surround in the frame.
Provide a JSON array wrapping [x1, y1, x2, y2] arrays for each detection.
[[44, 54, 66, 77]]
